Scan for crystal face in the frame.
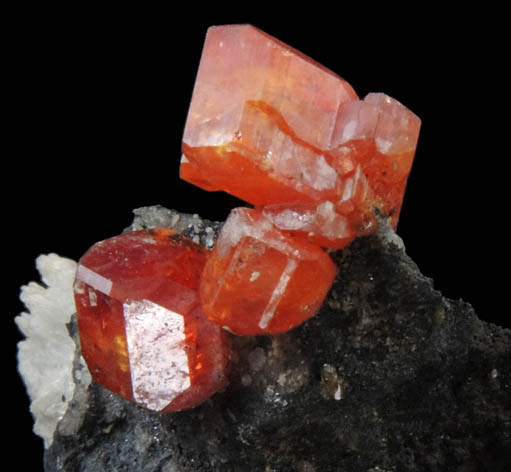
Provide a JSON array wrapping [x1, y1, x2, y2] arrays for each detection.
[[181, 24, 421, 234], [71, 24, 421, 414], [74, 229, 230, 413], [329, 93, 421, 228], [180, 24, 420, 336], [181, 25, 357, 209], [200, 207, 338, 335], [261, 200, 355, 249]]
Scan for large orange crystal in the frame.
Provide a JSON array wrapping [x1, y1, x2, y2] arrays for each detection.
[[74, 229, 230, 413], [200, 207, 338, 335], [181, 24, 357, 208], [181, 24, 421, 233]]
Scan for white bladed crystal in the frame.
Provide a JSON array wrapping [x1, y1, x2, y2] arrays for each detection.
[[15, 254, 87, 448]]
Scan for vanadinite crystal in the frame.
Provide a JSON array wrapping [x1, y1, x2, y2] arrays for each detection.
[[73, 229, 230, 413], [181, 24, 421, 336], [181, 24, 421, 238], [200, 207, 338, 335]]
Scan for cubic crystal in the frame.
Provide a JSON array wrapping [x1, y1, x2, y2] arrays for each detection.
[[200, 207, 338, 335], [74, 229, 230, 413]]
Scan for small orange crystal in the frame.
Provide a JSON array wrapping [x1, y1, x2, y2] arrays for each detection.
[[329, 93, 421, 228], [200, 208, 338, 335]]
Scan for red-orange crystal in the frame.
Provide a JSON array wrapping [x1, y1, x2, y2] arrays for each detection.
[[181, 24, 421, 236], [181, 24, 357, 209], [181, 24, 421, 336], [329, 93, 421, 228], [74, 229, 230, 413], [200, 208, 338, 335], [72, 25, 422, 413]]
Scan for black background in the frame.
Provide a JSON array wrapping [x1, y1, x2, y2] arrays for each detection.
[[6, 6, 508, 469]]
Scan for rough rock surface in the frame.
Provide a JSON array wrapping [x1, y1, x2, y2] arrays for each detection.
[[41, 206, 510, 471]]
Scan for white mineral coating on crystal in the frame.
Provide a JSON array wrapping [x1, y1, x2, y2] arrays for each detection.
[[316, 200, 351, 239], [123, 299, 191, 412], [218, 208, 318, 261], [340, 165, 366, 203], [214, 208, 250, 259], [263, 207, 315, 230], [15, 254, 82, 448], [270, 132, 338, 192], [340, 171, 356, 202]]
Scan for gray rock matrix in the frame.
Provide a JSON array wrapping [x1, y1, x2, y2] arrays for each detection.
[[43, 206, 510, 471]]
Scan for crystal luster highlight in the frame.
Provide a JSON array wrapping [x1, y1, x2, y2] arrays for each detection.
[[200, 208, 338, 335], [74, 24, 422, 412], [182, 24, 421, 336], [74, 229, 230, 412], [181, 24, 420, 235]]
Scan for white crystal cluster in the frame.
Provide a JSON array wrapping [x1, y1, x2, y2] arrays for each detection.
[[15, 253, 87, 448]]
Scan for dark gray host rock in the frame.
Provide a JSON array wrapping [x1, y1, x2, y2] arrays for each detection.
[[43, 206, 511, 471]]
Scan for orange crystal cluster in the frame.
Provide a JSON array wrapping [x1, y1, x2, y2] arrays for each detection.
[[182, 25, 421, 334], [73, 25, 421, 412], [74, 229, 230, 413]]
